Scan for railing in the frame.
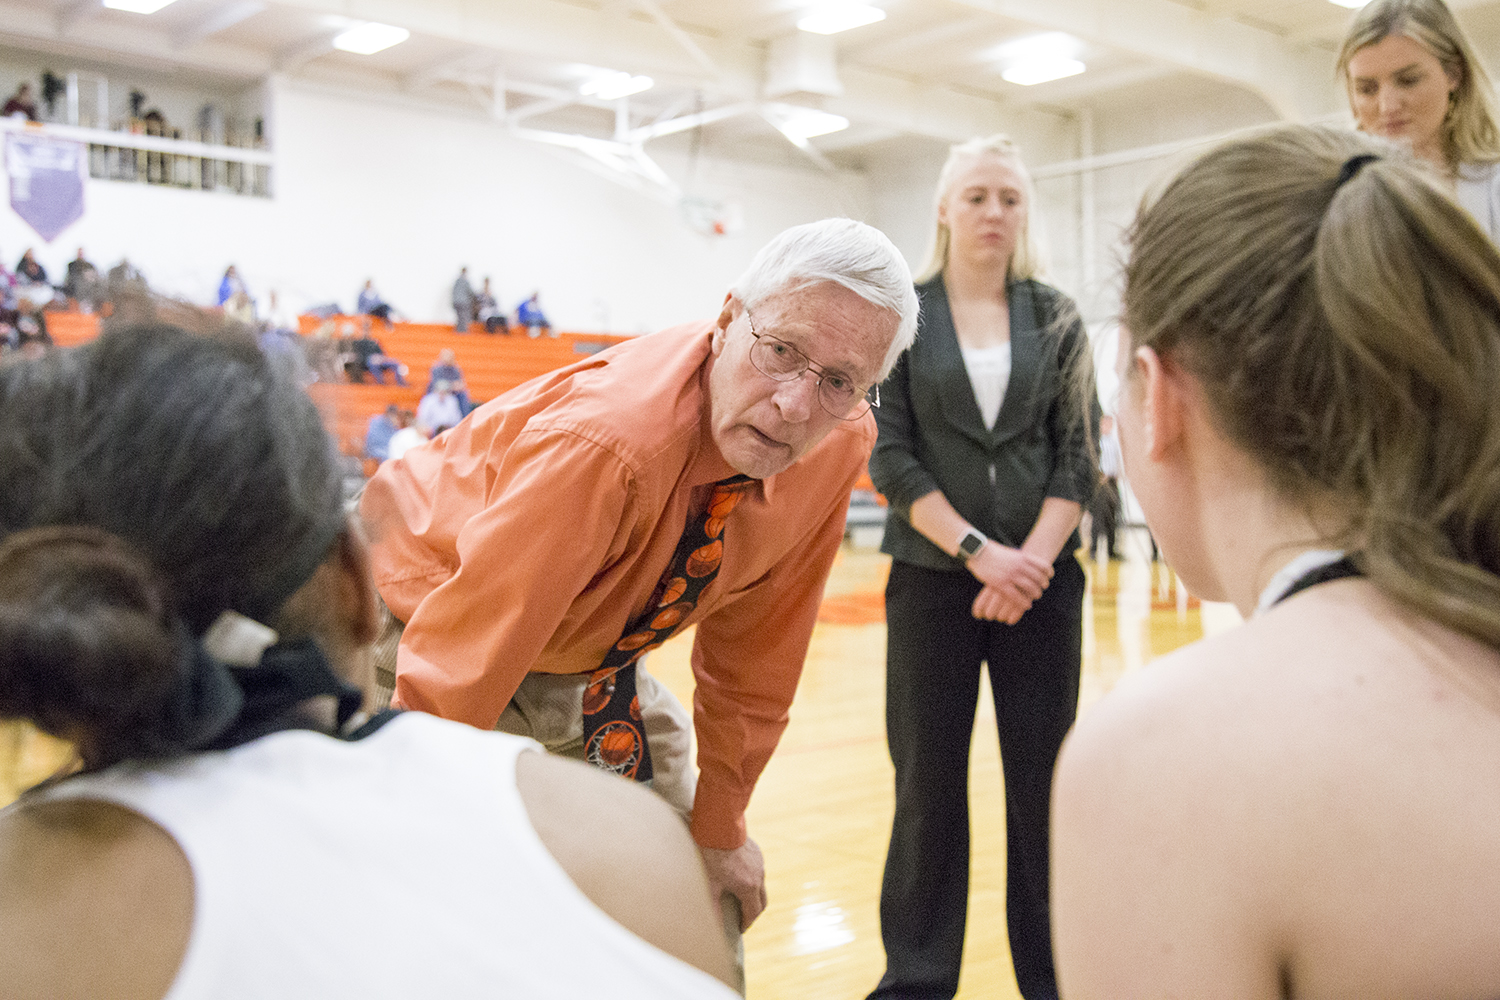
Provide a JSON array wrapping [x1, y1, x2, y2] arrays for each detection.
[[0, 118, 274, 198]]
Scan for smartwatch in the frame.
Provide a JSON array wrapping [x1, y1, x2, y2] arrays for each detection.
[[956, 527, 988, 563]]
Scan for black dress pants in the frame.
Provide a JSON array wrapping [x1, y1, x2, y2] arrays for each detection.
[[869, 555, 1083, 1000]]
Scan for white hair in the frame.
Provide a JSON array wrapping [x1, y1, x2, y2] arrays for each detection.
[[731, 218, 919, 380]]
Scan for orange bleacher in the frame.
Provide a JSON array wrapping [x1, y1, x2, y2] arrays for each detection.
[[40, 311, 630, 459]]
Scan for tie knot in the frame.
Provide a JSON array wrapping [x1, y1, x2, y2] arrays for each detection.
[[707, 477, 753, 519]]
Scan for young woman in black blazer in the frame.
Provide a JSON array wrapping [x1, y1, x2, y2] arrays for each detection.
[[867, 135, 1095, 1000]]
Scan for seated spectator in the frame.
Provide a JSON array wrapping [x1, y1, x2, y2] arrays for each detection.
[[63, 248, 101, 312], [304, 321, 345, 384], [425, 348, 473, 414], [476, 277, 507, 334], [224, 291, 254, 327], [386, 410, 426, 462], [416, 380, 463, 436], [515, 291, 553, 338], [364, 404, 402, 462], [15, 249, 47, 287], [216, 265, 246, 308], [13, 314, 50, 360], [2, 82, 37, 122], [357, 279, 401, 328], [0, 318, 737, 998], [350, 323, 407, 386], [106, 257, 148, 302], [261, 290, 297, 335]]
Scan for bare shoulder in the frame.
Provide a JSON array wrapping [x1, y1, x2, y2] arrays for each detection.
[[514, 752, 735, 989], [0, 798, 192, 1000], [1053, 579, 1500, 998]]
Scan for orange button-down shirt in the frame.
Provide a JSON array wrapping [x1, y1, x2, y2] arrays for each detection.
[[360, 321, 875, 848]]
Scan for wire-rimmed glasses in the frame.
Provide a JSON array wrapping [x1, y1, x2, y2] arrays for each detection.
[[743, 308, 880, 421]]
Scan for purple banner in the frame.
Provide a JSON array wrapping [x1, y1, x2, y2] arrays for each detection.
[[7, 132, 85, 243]]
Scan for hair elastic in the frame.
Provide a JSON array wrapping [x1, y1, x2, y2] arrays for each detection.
[[1336, 153, 1380, 188]]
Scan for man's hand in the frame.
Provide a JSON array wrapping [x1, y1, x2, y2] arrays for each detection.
[[966, 543, 1052, 622], [700, 838, 768, 931]]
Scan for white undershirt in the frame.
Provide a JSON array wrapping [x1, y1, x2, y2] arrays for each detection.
[[961, 343, 1012, 431]]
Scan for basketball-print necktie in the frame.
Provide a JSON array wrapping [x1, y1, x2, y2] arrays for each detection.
[[582, 474, 755, 783]]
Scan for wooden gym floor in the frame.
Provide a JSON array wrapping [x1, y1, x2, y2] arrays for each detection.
[[0, 527, 1237, 999]]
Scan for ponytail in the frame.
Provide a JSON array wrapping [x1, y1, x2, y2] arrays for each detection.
[[1124, 124, 1500, 648]]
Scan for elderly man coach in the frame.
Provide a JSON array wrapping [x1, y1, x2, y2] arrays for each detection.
[[360, 218, 918, 936]]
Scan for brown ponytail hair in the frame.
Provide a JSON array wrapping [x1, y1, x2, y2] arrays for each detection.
[[1124, 124, 1500, 646]]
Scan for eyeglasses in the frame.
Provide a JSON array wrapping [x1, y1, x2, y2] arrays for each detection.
[[743, 308, 880, 421]]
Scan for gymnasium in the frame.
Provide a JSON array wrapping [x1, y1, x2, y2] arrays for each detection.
[[4, 2, 1500, 998]]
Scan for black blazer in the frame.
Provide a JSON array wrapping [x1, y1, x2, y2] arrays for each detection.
[[871, 276, 1097, 571]]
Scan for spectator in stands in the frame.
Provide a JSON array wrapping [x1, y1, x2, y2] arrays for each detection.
[[305, 321, 344, 384], [63, 248, 101, 312], [256, 291, 308, 382], [106, 257, 147, 301], [425, 347, 472, 414], [262, 290, 296, 335], [452, 267, 475, 333], [516, 291, 553, 338], [216, 265, 246, 308], [476, 277, 507, 334], [387, 409, 425, 461], [357, 279, 401, 328], [15, 249, 47, 287], [14, 251, 57, 315], [416, 380, 463, 436], [365, 404, 402, 462], [2, 82, 37, 122], [224, 291, 254, 327], [14, 314, 50, 359], [350, 322, 407, 386]]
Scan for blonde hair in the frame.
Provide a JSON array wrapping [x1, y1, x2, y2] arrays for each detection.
[[1338, 0, 1500, 168], [1124, 124, 1500, 648], [915, 135, 1045, 284]]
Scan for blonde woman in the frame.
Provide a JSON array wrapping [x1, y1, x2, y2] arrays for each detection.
[[1340, 0, 1500, 236], [867, 136, 1095, 1000], [1052, 125, 1500, 997]]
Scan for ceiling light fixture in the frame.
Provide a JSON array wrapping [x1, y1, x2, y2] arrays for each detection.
[[331, 22, 411, 55], [1327, 0, 1370, 7], [771, 107, 850, 141], [797, 2, 886, 35], [102, 0, 180, 12], [580, 71, 655, 101], [1002, 57, 1087, 86]]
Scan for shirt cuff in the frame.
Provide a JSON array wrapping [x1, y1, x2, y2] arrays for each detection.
[[689, 783, 748, 850]]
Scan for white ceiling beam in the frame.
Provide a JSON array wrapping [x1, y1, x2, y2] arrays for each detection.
[[403, 49, 487, 92], [841, 13, 999, 62], [0, 0, 270, 78], [948, 0, 1341, 121], [274, 32, 337, 74], [629, 0, 724, 80], [174, 0, 266, 49], [267, 0, 762, 98], [629, 101, 755, 142], [1012, 62, 1179, 109], [55, 0, 101, 35]]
